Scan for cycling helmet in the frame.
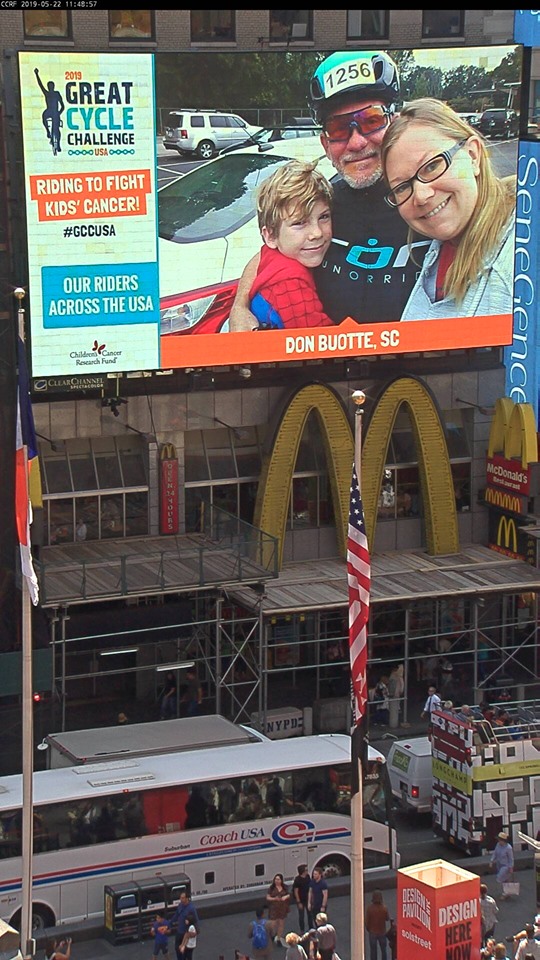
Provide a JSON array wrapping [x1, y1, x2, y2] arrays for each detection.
[[309, 51, 400, 123]]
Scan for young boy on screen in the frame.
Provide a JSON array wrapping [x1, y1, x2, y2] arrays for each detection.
[[249, 160, 334, 330]]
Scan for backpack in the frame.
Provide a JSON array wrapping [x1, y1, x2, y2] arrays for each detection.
[[252, 918, 268, 950]]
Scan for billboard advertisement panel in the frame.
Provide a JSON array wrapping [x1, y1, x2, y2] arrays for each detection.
[[19, 52, 159, 376], [18, 46, 520, 376], [505, 139, 540, 420]]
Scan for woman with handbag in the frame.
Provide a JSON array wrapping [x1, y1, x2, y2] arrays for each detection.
[[489, 832, 516, 901]]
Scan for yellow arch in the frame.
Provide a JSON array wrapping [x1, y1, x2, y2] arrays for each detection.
[[362, 377, 459, 555], [254, 377, 459, 570], [253, 384, 353, 569], [487, 397, 538, 467]]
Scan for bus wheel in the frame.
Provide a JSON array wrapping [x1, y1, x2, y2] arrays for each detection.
[[317, 855, 350, 878], [12, 904, 56, 933]]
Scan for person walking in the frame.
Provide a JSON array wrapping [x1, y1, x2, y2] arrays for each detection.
[[248, 905, 276, 959], [177, 919, 198, 960], [514, 925, 540, 960], [421, 684, 441, 733], [365, 889, 390, 960], [310, 913, 337, 960], [284, 932, 307, 960], [292, 863, 311, 934], [307, 867, 328, 928], [489, 832, 515, 900], [387, 664, 405, 730], [45, 938, 72, 960], [171, 890, 200, 957], [266, 873, 291, 946], [480, 883, 499, 944], [150, 912, 170, 960]]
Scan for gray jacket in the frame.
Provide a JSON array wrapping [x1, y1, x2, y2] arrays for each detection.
[[401, 215, 515, 321]]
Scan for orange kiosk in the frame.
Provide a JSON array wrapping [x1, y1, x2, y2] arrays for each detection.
[[397, 859, 481, 960]]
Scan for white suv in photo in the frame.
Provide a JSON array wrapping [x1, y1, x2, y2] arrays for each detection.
[[162, 109, 261, 159]]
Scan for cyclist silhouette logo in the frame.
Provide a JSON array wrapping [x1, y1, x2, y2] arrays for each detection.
[[34, 67, 65, 155]]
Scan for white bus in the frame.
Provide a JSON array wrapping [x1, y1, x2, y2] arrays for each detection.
[[0, 732, 397, 931]]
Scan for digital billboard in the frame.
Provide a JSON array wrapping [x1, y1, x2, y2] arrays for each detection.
[[18, 46, 520, 376]]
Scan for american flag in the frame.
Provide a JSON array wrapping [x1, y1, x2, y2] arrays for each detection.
[[347, 464, 370, 730]]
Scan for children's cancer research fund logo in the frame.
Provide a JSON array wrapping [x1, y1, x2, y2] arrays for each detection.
[[69, 343, 123, 367]]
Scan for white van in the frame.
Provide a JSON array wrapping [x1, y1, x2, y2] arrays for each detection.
[[387, 736, 432, 814]]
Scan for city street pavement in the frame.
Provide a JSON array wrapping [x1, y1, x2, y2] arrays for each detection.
[[33, 862, 538, 960]]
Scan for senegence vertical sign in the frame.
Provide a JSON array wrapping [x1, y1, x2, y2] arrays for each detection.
[[19, 52, 160, 376]]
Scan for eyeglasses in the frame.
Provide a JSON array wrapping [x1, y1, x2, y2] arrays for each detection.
[[324, 104, 393, 142], [385, 138, 469, 208]]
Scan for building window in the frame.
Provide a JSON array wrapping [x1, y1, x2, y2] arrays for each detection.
[[269, 10, 313, 42], [377, 407, 471, 521], [23, 11, 71, 38], [191, 10, 235, 43], [109, 10, 154, 40], [346, 10, 389, 41], [185, 425, 265, 530], [422, 10, 464, 39], [287, 412, 334, 529], [40, 436, 149, 544]]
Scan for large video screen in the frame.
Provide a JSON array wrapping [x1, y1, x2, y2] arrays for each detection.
[[19, 46, 521, 376]]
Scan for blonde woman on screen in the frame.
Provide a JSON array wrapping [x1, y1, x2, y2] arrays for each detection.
[[381, 98, 515, 321]]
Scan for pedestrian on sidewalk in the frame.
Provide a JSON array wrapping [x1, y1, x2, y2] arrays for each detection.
[[45, 938, 72, 960], [421, 684, 441, 735], [266, 872, 291, 946], [310, 913, 337, 960], [480, 883, 499, 943], [284, 932, 307, 960], [248, 905, 276, 958], [171, 890, 200, 957], [365, 890, 390, 960], [307, 867, 328, 928], [178, 920, 198, 960], [150, 912, 170, 960], [292, 864, 311, 934], [489, 832, 515, 900]]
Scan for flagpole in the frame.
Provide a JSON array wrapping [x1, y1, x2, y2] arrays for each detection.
[[350, 389, 366, 960], [15, 287, 36, 960]]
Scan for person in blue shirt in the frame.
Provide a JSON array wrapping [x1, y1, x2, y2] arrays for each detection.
[[307, 867, 328, 928], [151, 912, 170, 960], [171, 891, 200, 956]]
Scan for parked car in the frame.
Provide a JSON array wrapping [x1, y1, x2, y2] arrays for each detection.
[[220, 118, 321, 154], [457, 111, 482, 128], [162, 109, 262, 159], [387, 736, 432, 814], [478, 108, 519, 139], [158, 137, 335, 335]]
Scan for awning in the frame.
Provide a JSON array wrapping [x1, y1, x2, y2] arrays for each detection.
[[229, 545, 540, 615]]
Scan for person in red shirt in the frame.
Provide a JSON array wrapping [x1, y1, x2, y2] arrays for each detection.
[[249, 160, 334, 330]]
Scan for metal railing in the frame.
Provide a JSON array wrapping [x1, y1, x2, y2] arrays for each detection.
[[37, 504, 278, 605]]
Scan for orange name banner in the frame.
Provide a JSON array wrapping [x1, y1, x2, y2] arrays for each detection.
[[161, 314, 512, 369], [29, 169, 151, 221]]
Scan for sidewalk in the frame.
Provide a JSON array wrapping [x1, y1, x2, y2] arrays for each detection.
[[33, 862, 538, 960]]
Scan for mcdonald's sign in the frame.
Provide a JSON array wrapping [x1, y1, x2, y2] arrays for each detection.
[[488, 509, 532, 560], [484, 486, 525, 515], [496, 514, 518, 556], [159, 443, 179, 535]]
